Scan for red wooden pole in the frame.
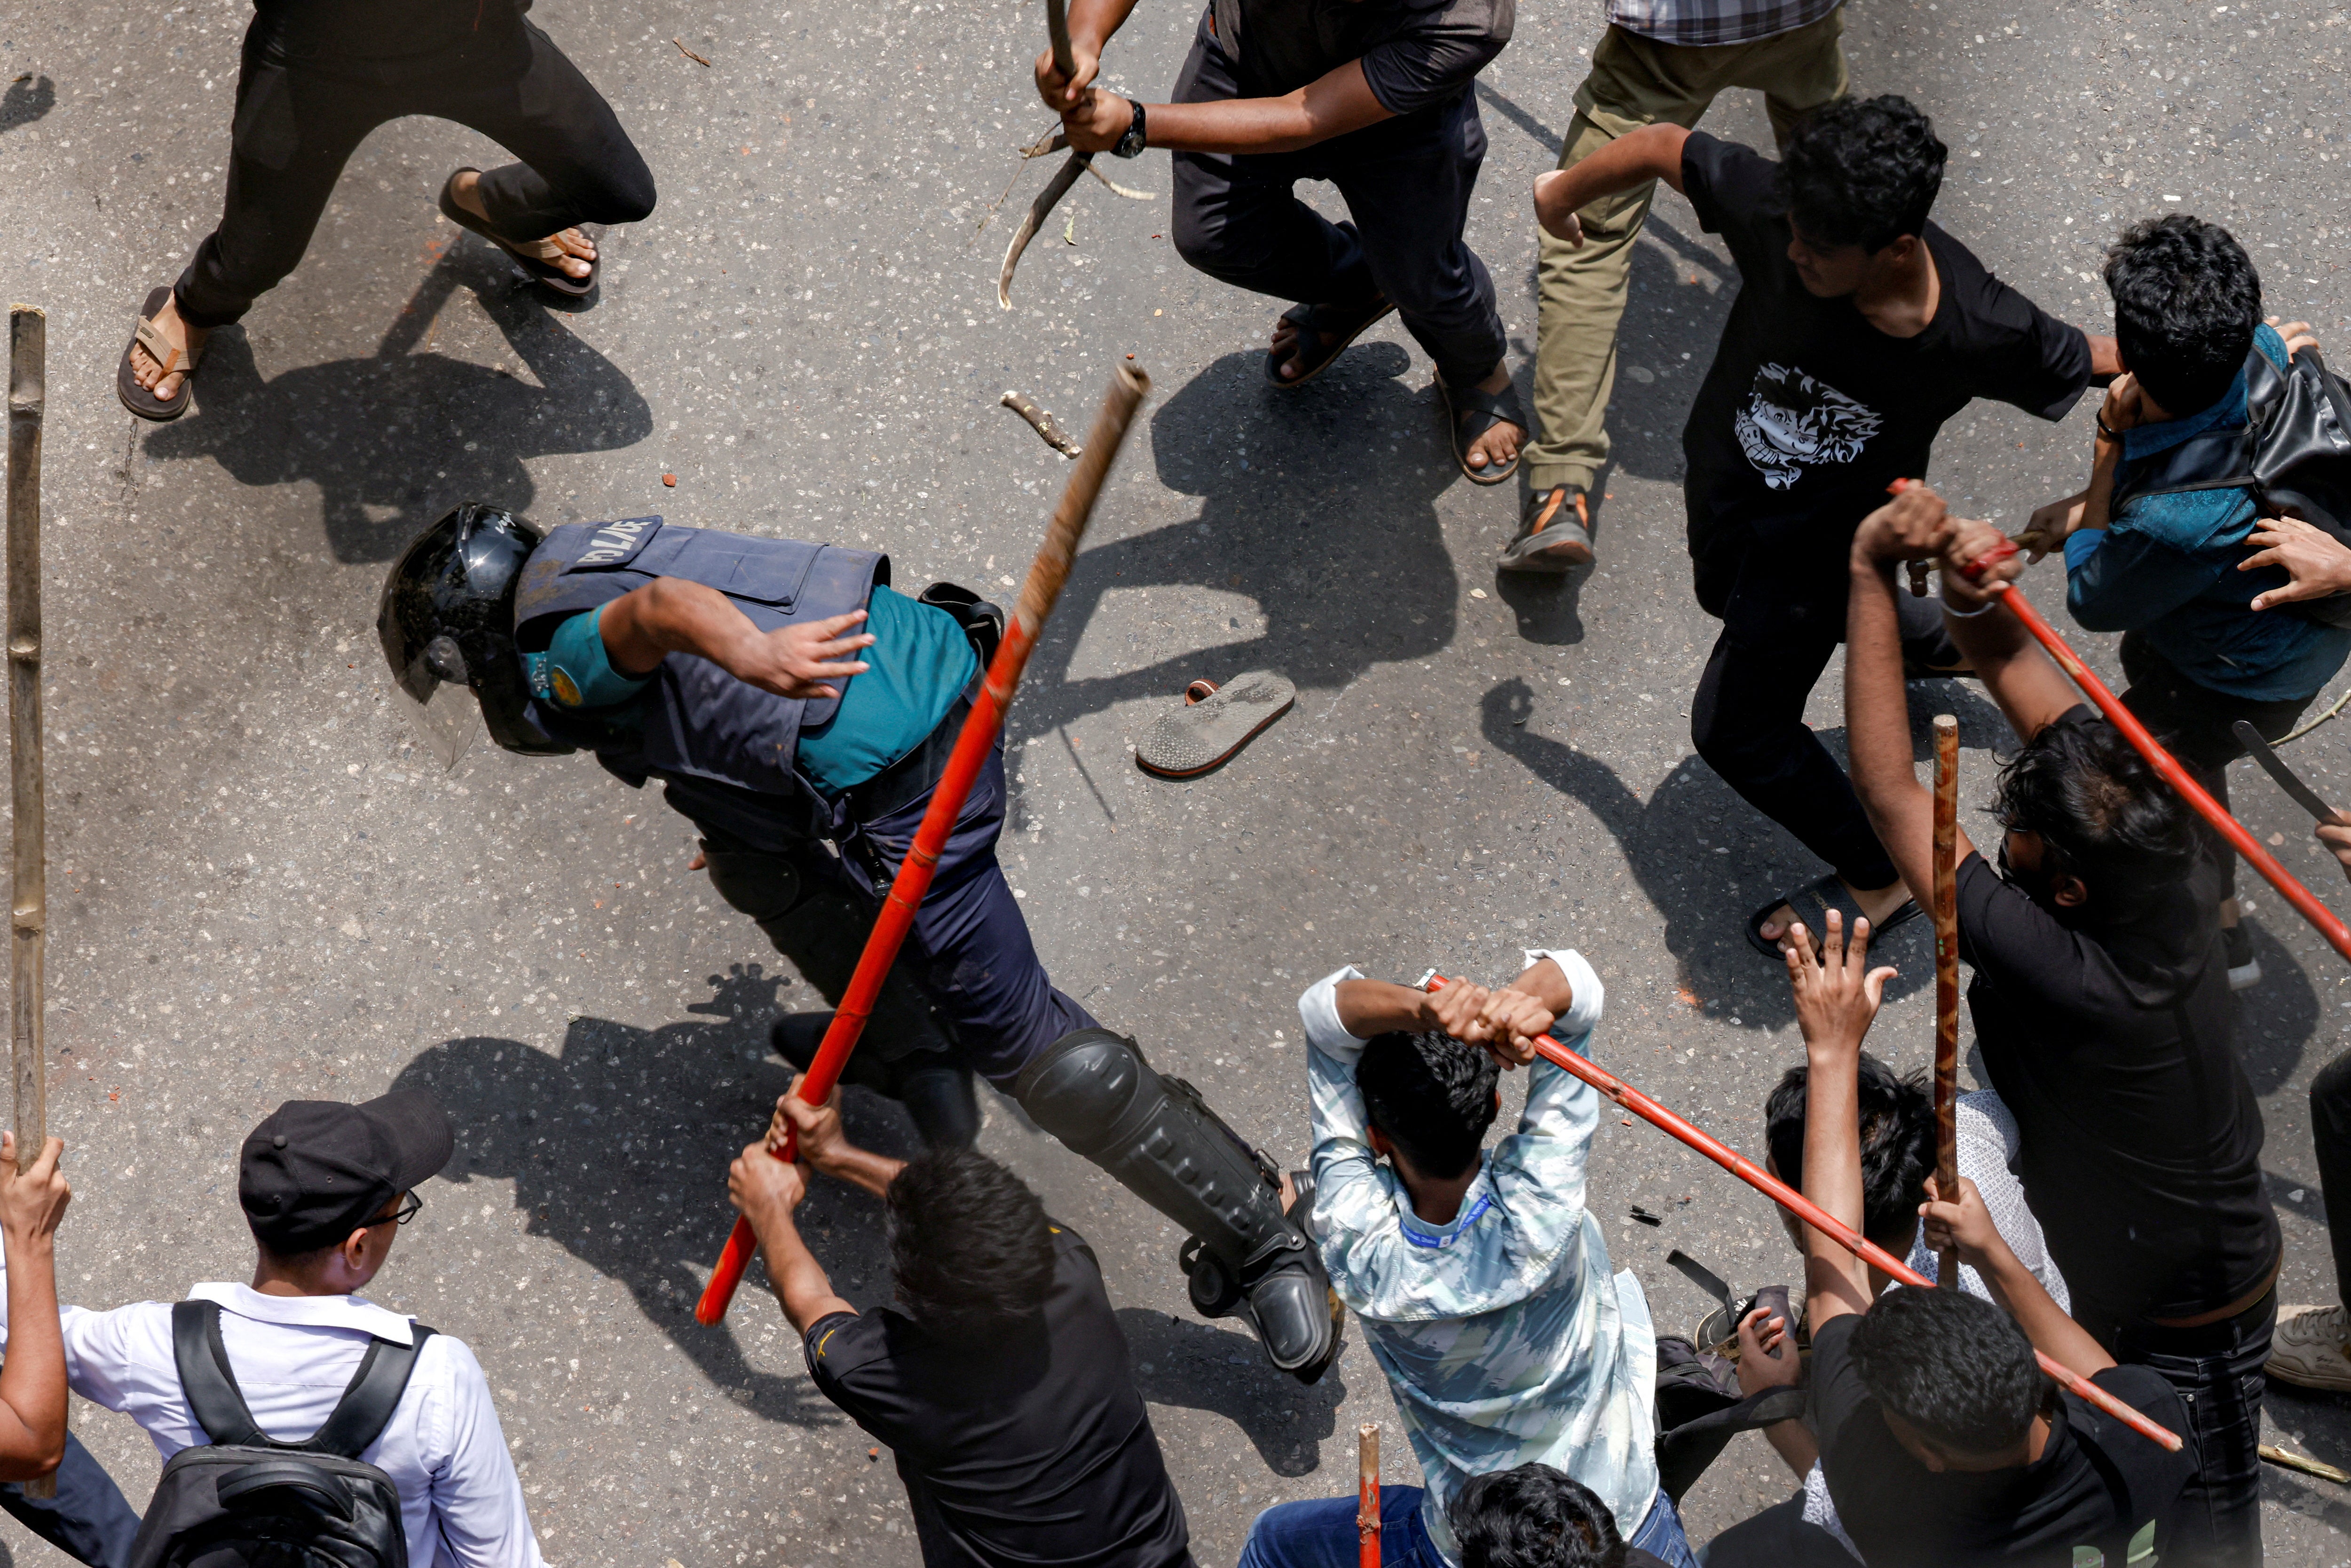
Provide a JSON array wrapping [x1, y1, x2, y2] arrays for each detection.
[[1357, 1423, 1380, 1568], [1421, 979, 2181, 1451], [695, 364, 1151, 1327]]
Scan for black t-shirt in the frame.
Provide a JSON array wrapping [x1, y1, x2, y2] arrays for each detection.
[[1812, 1314, 2193, 1567], [1957, 715, 2277, 1331], [804, 1224, 1193, 1568], [1207, 0, 1510, 111], [1679, 133, 2091, 533]]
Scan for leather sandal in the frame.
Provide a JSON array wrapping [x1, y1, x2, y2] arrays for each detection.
[[1266, 298, 1396, 389], [1439, 372, 1527, 486], [438, 169, 597, 297], [117, 286, 204, 422], [1135, 671, 1296, 778]]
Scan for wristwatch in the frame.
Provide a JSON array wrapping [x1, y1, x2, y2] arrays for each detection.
[[1112, 98, 1147, 159]]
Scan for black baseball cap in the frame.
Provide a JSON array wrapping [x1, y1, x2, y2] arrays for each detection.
[[239, 1092, 454, 1254]]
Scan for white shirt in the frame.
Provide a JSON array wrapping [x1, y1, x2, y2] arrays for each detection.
[[0, 1277, 544, 1568]]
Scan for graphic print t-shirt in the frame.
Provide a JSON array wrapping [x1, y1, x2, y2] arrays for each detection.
[[1679, 133, 2091, 529]]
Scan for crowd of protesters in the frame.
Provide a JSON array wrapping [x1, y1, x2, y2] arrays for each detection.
[[15, 0, 2344, 1562]]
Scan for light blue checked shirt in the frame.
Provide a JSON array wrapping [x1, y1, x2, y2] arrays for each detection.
[[1299, 952, 1658, 1563]]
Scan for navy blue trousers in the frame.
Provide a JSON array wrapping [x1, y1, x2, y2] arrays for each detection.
[[699, 748, 1098, 1088], [1, 1432, 143, 1568]]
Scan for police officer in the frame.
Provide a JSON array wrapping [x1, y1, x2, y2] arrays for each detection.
[[377, 504, 1341, 1382]]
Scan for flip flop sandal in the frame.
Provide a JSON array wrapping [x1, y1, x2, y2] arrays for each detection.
[[117, 286, 204, 422], [1136, 670, 1296, 778], [1439, 374, 1527, 486], [1265, 298, 1396, 389], [1744, 871, 1924, 964], [438, 168, 597, 297]]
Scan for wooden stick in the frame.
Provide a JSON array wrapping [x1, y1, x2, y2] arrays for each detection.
[[1931, 714, 1961, 1290], [1357, 1423, 1380, 1568], [2260, 1443, 2351, 1485], [694, 363, 1152, 1326], [1418, 976, 2184, 1451], [998, 0, 1093, 310], [8, 305, 54, 1500]]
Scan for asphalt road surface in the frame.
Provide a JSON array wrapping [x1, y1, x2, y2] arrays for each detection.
[[5, 0, 2351, 1562]]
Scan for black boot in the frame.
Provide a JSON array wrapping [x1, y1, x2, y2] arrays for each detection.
[[1015, 1029, 1344, 1383], [770, 1013, 982, 1150]]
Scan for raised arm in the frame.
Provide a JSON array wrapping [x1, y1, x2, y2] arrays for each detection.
[[596, 579, 873, 699], [775, 1079, 907, 1202], [1035, 0, 1147, 109], [1786, 918, 1895, 1330], [1919, 1176, 2114, 1381], [728, 1143, 857, 1335], [1532, 124, 1689, 244], [0, 1135, 71, 1480]]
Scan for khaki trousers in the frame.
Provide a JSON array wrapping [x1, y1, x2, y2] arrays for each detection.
[[1521, 10, 1848, 495]]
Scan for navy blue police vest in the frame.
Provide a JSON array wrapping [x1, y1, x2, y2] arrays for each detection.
[[511, 516, 887, 803]]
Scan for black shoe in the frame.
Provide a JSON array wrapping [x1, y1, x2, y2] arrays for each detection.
[[2224, 923, 2263, 991], [1499, 486, 1593, 573], [769, 1013, 981, 1148]]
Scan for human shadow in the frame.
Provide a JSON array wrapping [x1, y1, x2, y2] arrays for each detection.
[[389, 963, 931, 1426], [0, 74, 54, 134], [1114, 1308, 1349, 1477], [1007, 346, 1461, 740], [143, 244, 650, 562], [1477, 677, 1935, 1028]]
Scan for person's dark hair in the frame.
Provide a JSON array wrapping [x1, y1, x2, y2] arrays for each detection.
[[1764, 1054, 1936, 1248], [2105, 213, 2261, 417], [885, 1148, 1057, 1332], [1777, 95, 1947, 253], [1357, 1031, 1500, 1180], [1848, 1287, 2048, 1456], [1993, 714, 2198, 908], [1452, 1464, 1625, 1568]]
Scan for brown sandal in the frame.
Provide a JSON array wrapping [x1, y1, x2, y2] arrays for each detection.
[[117, 286, 204, 422], [438, 169, 597, 297]]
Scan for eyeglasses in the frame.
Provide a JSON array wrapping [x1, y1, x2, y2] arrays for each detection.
[[369, 1192, 423, 1229]]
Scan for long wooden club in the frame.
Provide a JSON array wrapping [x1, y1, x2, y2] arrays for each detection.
[[1420, 977, 2182, 1450], [694, 362, 1152, 1326], [8, 306, 55, 1499], [1930, 713, 1962, 1289], [1357, 1423, 1380, 1568]]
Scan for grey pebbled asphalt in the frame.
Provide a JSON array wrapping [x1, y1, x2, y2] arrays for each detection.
[[4, 0, 2351, 1562]]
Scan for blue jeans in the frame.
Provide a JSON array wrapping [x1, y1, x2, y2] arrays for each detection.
[[1237, 1485, 1698, 1568], [0, 1432, 143, 1568]]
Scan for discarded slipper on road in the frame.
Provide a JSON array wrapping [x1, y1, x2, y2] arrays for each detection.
[[1136, 671, 1295, 778]]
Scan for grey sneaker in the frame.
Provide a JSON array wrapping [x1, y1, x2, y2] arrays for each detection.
[[1499, 485, 1593, 573]]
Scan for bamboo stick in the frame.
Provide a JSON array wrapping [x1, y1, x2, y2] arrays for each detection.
[[1357, 1423, 1380, 1568], [1931, 714, 1961, 1289]]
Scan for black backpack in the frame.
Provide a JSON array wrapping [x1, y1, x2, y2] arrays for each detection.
[[125, 1301, 434, 1568], [2109, 342, 2351, 628]]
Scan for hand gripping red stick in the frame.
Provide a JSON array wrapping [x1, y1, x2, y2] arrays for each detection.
[[1421, 976, 2182, 1451], [1902, 481, 2351, 968], [694, 363, 1152, 1327]]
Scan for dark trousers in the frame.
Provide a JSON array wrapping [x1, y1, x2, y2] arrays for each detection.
[[0, 1432, 144, 1568], [1167, 11, 1506, 388], [1687, 492, 1960, 892], [2117, 631, 2317, 904], [1701, 1497, 1860, 1568], [2114, 1294, 2275, 1568], [2312, 1048, 2351, 1305], [700, 748, 1098, 1088], [174, 15, 655, 328]]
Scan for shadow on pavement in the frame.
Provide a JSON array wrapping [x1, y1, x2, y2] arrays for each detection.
[[143, 244, 649, 563], [1114, 1308, 1349, 1478], [1011, 346, 1461, 740], [391, 963, 930, 1427], [1478, 677, 1934, 1030], [0, 75, 54, 134]]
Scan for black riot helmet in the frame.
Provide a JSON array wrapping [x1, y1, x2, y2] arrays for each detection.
[[377, 503, 574, 765]]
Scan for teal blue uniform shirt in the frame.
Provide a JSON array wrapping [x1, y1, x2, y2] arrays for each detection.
[[526, 588, 977, 796]]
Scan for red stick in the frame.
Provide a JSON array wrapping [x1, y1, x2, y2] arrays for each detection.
[[1357, 1423, 1380, 1568], [1987, 581, 2351, 966], [694, 364, 1152, 1327], [1890, 479, 2351, 966], [1422, 978, 2182, 1451]]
